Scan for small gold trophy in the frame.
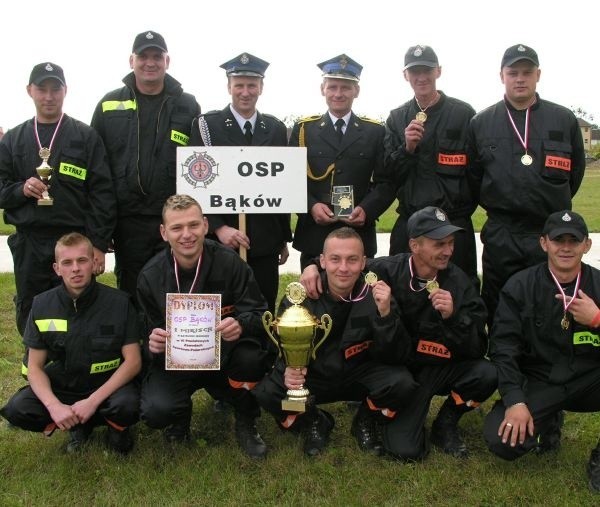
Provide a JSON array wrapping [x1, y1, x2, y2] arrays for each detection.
[[262, 282, 332, 412], [35, 147, 53, 205]]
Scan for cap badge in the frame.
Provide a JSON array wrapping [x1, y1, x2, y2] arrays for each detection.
[[145, 32, 154, 40], [435, 208, 446, 221], [45, 63, 53, 71], [240, 54, 249, 64], [339, 56, 348, 69], [517, 45, 526, 52], [413, 46, 423, 57], [562, 212, 572, 222]]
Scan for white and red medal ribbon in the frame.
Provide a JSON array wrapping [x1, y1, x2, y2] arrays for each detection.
[[548, 267, 581, 323], [173, 253, 202, 294], [34, 113, 65, 155], [505, 104, 530, 154]]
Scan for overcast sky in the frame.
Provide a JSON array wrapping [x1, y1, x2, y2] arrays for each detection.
[[1, 0, 598, 130]]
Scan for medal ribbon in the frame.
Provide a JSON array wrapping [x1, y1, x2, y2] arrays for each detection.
[[329, 282, 370, 303], [548, 268, 581, 321], [34, 113, 65, 155], [504, 104, 529, 154], [408, 256, 436, 292], [173, 253, 202, 294]]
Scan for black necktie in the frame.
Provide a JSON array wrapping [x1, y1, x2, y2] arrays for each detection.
[[335, 118, 345, 144], [244, 121, 253, 145]]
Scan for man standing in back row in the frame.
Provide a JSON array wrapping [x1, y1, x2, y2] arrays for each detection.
[[385, 45, 478, 285], [467, 44, 585, 325], [92, 31, 200, 305]]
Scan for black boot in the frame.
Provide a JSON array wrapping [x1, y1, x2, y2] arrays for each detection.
[[164, 417, 191, 444], [66, 424, 93, 453], [234, 412, 267, 459], [430, 397, 470, 458], [351, 402, 383, 456], [106, 426, 134, 455], [587, 442, 600, 493], [302, 408, 335, 457], [536, 411, 564, 454]]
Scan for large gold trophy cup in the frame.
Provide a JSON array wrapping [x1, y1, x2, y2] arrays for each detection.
[[262, 282, 332, 412], [35, 147, 53, 206]]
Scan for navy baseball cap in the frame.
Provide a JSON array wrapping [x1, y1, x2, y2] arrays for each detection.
[[407, 207, 464, 240], [543, 211, 588, 241], [404, 45, 439, 70], [29, 62, 66, 86], [132, 31, 168, 54], [501, 44, 539, 68], [220, 53, 269, 78], [317, 54, 362, 82]]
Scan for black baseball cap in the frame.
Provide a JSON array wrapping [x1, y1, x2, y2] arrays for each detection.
[[404, 45, 439, 71], [407, 206, 464, 240], [501, 44, 539, 68], [29, 62, 66, 86], [132, 31, 168, 54], [542, 210, 588, 241]]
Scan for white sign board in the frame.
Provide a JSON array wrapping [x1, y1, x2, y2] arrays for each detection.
[[176, 146, 307, 214]]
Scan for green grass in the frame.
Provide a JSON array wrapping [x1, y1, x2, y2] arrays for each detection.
[[1, 272, 600, 505]]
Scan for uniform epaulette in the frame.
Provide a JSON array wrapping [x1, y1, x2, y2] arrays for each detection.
[[359, 116, 384, 125], [297, 114, 321, 124]]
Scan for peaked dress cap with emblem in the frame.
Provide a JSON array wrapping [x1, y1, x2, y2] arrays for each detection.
[[501, 44, 539, 68], [542, 210, 588, 241], [132, 30, 168, 54], [317, 54, 362, 82], [404, 45, 439, 70], [29, 62, 66, 86], [221, 53, 269, 78], [407, 206, 464, 240]]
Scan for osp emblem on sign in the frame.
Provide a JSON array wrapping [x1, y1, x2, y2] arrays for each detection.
[[181, 151, 219, 189]]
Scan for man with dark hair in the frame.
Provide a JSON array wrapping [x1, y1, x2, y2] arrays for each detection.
[[0, 233, 141, 454], [484, 210, 600, 493], [137, 195, 271, 458], [92, 31, 200, 305]]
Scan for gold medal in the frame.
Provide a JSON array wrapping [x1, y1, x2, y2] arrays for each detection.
[[415, 111, 427, 123], [561, 314, 569, 330], [521, 153, 533, 166], [425, 279, 439, 293], [365, 271, 378, 285]]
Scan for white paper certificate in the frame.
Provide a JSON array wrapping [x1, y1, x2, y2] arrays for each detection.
[[165, 293, 221, 370]]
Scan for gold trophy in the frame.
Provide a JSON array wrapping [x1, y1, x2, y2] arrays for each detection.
[[262, 282, 332, 412], [35, 147, 53, 205]]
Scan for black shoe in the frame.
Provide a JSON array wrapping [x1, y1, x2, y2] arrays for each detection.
[[107, 426, 134, 455], [213, 399, 231, 414], [164, 421, 191, 444], [234, 414, 267, 459], [430, 398, 469, 458], [351, 403, 383, 456], [302, 409, 334, 457], [66, 425, 92, 453], [587, 443, 600, 493], [536, 411, 564, 455]]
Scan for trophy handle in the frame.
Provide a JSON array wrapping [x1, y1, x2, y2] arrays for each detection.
[[262, 311, 281, 358], [312, 313, 332, 359]]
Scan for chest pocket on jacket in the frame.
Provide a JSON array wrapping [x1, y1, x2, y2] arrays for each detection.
[[541, 140, 572, 182]]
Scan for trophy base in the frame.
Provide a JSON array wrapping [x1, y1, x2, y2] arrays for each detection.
[[37, 199, 53, 206], [282, 397, 308, 413]]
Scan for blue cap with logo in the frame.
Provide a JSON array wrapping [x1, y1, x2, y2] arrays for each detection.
[[220, 53, 269, 78], [317, 54, 362, 82]]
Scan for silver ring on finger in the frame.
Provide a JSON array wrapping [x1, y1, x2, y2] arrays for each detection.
[[506, 423, 513, 428]]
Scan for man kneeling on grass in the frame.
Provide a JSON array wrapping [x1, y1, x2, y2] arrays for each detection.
[[254, 227, 418, 456], [0, 233, 142, 454], [483, 211, 600, 492]]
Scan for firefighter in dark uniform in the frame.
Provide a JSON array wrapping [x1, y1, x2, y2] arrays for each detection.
[[91, 31, 200, 305], [484, 211, 600, 493], [290, 54, 395, 270], [301, 206, 496, 459], [137, 195, 271, 459], [0, 62, 115, 337], [385, 45, 478, 285], [254, 227, 418, 456], [0, 233, 141, 454], [189, 53, 291, 313], [467, 44, 586, 326]]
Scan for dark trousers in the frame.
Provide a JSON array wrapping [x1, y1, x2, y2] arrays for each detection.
[[0, 383, 140, 432], [253, 359, 419, 425], [140, 341, 269, 428], [390, 214, 478, 286], [480, 219, 546, 328], [382, 359, 497, 460], [483, 368, 600, 460], [113, 215, 166, 307], [248, 253, 280, 314]]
